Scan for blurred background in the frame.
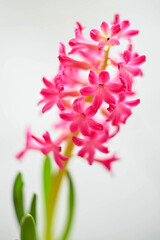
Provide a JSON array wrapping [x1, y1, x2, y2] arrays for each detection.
[[0, 0, 160, 239]]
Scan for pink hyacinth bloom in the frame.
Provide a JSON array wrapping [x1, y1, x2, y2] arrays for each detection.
[[60, 97, 103, 136], [72, 131, 109, 165], [107, 93, 140, 126], [39, 76, 79, 113], [58, 42, 91, 70], [110, 50, 146, 91], [90, 21, 120, 49], [16, 129, 68, 168], [112, 14, 139, 41], [80, 70, 124, 111], [69, 22, 99, 54], [94, 154, 119, 171]]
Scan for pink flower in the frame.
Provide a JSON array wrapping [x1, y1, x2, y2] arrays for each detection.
[[107, 93, 140, 126], [72, 131, 109, 165], [39, 76, 79, 113], [60, 97, 103, 136], [69, 22, 99, 54], [112, 14, 139, 41], [17, 16, 146, 171], [110, 50, 146, 91], [80, 70, 124, 111], [90, 21, 120, 49], [58, 42, 91, 70], [94, 154, 119, 171], [16, 129, 68, 168]]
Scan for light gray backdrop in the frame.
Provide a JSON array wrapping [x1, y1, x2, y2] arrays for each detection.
[[0, 0, 160, 239]]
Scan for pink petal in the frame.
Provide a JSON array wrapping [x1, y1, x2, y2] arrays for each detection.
[[59, 153, 68, 161], [100, 21, 109, 35], [125, 98, 140, 107], [124, 29, 139, 37], [32, 135, 45, 145], [56, 98, 65, 111], [119, 69, 133, 91], [80, 85, 96, 96], [70, 118, 80, 132], [123, 50, 131, 64], [103, 88, 116, 104], [98, 71, 110, 84], [42, 77, 54, 88], [80, 120, 90, 136], [95, 154, 119, 171], [88, 147, 95, 165], [89, 70, 98, 85], [16, 149, 27, 159], [110, 24, 121, 37], [78, 147, 87, 158], [107, 38, 120, 46], [88, 118, 103, 131], [125, 66, 141, 76], [118, 93, 126, 102], [53, 152, 64, 169], [42, 101, 54, 113], [121, 20, 129, 30], [108, 82, 125, 92], [93, 93, 103, 109], [60, 112, 77, 121], [96, 144, 109, 153], [130, 55, 146, 65], [98, 41, 107, 49], [72, 97, 84, 113], [84, 105, 98, 117], [112, 14, 120, 25], [72, 136, 84, 146], [42, 131, 52, 143], [90, 29, 103, 42]]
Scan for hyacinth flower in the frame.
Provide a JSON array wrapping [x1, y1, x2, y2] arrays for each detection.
[[60, 97, 103, 136], [14, 15, 146, 240], [90, 21, 121, 49], [110, 50, 146, 91], [106, 93, 140, 127], [16, 129, 68, 168], [80, 69, 125, 111], [72, 131, 109, 165], [111, 13, 139, 41], [39, 76, 79, 113]]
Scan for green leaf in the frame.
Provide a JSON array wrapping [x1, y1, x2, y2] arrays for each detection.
[[59, 171, 75, 240], [13, 172, 25, 224], [43, 155, 52, 205], [20, 214, 36, 240], [30, 193, 37, 224]]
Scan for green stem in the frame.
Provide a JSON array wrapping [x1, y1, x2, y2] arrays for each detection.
[[44, 132, 78, 240]]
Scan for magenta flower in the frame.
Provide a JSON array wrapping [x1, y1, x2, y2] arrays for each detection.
[[110, 50, 146, 90], [69, 22, 99, 54], [112, 14, 139, 41], [39, 76, 79, 113], [16, 129, 68, 168], [17, 16, 146, 171], [59, 42, 91, 70], [72, 131, 109, 165], [90, 21, 120, 49], [94, 154, 119, 171], [107, 93, 140, 126], [80, 70, 124, 110], [60, 97, 103, 136]]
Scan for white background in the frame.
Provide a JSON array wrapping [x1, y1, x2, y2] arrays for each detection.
[[0, 0, 160, 239]]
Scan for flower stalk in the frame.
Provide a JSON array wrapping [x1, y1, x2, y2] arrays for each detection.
[[14, 14, 146, 240]]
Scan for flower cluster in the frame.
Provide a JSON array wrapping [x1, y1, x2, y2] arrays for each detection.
[[17, 14, 146, 171]]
